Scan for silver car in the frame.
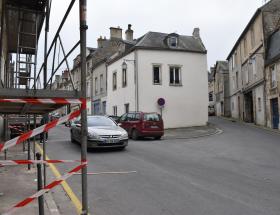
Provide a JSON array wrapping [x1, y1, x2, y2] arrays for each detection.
[[70, 116, 128, 149]]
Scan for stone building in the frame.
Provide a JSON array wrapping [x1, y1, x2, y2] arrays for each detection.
[[265, 28, 280, 129], [227, 0, 280, 125], [213, 61, 230, 117]]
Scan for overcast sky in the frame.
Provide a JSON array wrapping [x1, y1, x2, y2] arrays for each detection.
[[37, 0, 267, 78]]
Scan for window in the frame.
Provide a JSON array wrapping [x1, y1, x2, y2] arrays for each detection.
[[251, 57, 256, 76], [271, 65, 277, 89], [251, 28, 255, 48], [232, 55, 235, 69], [258, 98, 261, 112], [95, 77, 98, 94], [236, 72, 239, 88], [169, 66, 181, 85], [209, 92, 213, 102], [245, 69, 249, 84], [244, 37, 248, 57], [169, 37, 178, 47], [232, 76, 236, 90], [122, 68, 127, 87], [100, 74, 103, 92], [124, 103, 129, 113], [86, 81, 90, 98], [153, 65, 161, 85], [113, 106, 118, 116], [113, 72, 117, 90], [232, 102, 234, 111]]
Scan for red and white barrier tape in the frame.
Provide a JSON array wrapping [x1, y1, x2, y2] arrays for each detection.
[[0, 110, 81, 152], [8, 125, 24, 134], [0, 98, 83, 105], [0, 159, 81, 167], [2, 161, 87, 215]]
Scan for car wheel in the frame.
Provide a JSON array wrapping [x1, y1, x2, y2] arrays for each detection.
[[154, 136, 162, 140], [132, 129, 139, 140]]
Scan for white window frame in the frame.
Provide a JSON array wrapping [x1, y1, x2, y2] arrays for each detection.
[[95, 77, 98, 95], [169, 37, 178, 47], [271, 65, 277, 89], [169, 66, 182, 86], [100, 74, 103, 93], [153, 65, 161, 85], [113, 106, 117, 116], [122, 68, 127, 87], [113, 71, 117, 91]]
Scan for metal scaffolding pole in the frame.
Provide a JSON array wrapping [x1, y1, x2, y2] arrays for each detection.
[[79, 0, 88, 214], [43, 0, 50, 87]]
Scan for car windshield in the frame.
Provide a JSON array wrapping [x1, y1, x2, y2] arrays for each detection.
[[144, 113, 160, 121], [87, 116, 116, 127]]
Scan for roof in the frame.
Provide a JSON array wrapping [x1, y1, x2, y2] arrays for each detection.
[[227, 0, 280, 60], [135, 31, 206, 53], [213, 61, 229, 77], [266, 28, 280, 65], [107, 31, 207, 65]]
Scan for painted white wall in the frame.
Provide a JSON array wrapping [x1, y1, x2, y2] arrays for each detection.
[[107, 52, 136, 116], [230, 95, 238, 119], [107, 49, 208, 128], [137, 49, 208, 128], [254, 85, 265, 126]]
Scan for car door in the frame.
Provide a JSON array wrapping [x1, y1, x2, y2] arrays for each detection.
[[72, 119, 81, 141]]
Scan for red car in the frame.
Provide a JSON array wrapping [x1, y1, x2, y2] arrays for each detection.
[[118, 112, 164, 140]]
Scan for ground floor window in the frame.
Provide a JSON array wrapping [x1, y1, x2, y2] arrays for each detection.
[[124, 103, 129, 113], [113, 106, 118, 116], [102, 101, 106, 115]]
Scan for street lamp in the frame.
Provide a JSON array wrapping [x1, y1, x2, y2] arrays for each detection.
[[122, 61, 127, 71]]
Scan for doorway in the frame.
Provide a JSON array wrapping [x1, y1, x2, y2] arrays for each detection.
[[271, 98, 279, 129], [244, 92, 254, 123]]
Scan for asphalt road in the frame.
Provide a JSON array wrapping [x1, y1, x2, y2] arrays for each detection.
[[46, 117, 280, 215]]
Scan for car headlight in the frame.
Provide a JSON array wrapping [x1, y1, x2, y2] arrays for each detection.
[[88, 133, 100, 140], [120, 132, 128, 139]]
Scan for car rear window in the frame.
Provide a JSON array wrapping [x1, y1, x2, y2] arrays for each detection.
[[144, 113, 160, 121]]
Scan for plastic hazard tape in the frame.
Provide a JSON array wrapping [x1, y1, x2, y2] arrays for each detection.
[[0, 110, 81, 152], [0, 159, 81, 167], [0, 98, 84, 105], [2, 161, 87, 215]]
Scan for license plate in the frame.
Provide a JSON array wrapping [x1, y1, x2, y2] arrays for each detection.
[[150, 126, 158, 128], [106, 139, 118, 143]]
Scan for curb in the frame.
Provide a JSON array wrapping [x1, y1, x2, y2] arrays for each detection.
[[45, 192, 60, 215], [163, 124, 223, 140]]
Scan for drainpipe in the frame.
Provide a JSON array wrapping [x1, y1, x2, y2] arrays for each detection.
[[134, 50, 139, 111]]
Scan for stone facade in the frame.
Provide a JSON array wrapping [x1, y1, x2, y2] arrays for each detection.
[[227, 0, 280, 126], [213, 61, 230, 117]]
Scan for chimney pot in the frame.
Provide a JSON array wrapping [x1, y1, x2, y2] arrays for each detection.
[[125, 24, 133, 41], [193, 28, 200, 39]]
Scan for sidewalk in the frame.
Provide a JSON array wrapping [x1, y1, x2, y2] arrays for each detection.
[[0, 144, 60, 215], [163, 123, 222, 140], [219, 116, 280, 135]]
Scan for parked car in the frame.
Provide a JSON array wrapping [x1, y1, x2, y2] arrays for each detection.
[[208, 105, 215, 116], [70, 115, 128, 149], [108, 115, 120, 123], [118, 112, 164, 140]]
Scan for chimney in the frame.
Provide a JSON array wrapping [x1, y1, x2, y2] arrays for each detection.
[[110, 26, 122, 40], [125, 24, 133, 41], [193, 28, 200, 39], [97, 36, 106, 48]]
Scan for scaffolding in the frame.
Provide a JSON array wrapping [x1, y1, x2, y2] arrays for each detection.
[[0, 0, 88, 214]]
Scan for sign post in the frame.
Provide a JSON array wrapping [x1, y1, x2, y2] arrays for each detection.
[[157, 98, 165, 116]]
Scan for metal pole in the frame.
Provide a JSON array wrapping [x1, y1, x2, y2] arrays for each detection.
[[4, 114, 8, 160], [36, 152, 45, 215], [43, 115, 47, 187], [79, 0, 88, 214], [33, 114, 37, 160], [43, 0, 49, 88], [27, 114, 31, 170]]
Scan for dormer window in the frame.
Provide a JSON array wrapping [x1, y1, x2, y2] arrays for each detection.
[[169, 37, 178, 47]]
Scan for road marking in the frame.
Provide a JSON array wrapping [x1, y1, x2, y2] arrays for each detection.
[[36, 143, 82, 215], [74, 171, 137, 175]]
